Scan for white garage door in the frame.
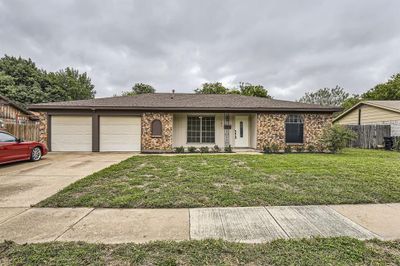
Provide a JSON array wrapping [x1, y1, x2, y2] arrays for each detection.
[[100, 116, 141, 151], [51, 116, 92, 151]]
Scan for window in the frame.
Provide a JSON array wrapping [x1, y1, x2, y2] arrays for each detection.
[[239, 121, 244, 138], [187, 116, 215, 143], [285, 114, 304, 143], [0, 132, 16, 142], [151, 119, 162, 137]]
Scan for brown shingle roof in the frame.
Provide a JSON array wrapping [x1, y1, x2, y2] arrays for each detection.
[[29, 93, 341, 112]]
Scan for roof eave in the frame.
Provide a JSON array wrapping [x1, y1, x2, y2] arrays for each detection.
[[29, 105, 341, 113]]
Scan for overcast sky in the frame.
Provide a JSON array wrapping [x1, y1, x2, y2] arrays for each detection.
[[1, 0, 400, 100]]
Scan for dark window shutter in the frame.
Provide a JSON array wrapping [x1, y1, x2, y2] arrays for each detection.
[[151, 120, 162, 136]]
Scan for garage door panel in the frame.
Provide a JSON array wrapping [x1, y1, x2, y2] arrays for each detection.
[[100, 116, 141, 152], [101, 125, 141, 135], [51, 116, 92, 152], [52, 125, 93, 135], [52, 116, 91, 125]]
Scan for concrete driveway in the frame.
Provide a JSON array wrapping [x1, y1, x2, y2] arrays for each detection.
[[0, 152, 134, 207]]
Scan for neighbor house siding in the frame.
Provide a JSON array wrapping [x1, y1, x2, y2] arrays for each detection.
[[336, 105, 400, 125], [256, 113, 332, 150], [335, 108, 360, 125], [335, 104, 400, 136]]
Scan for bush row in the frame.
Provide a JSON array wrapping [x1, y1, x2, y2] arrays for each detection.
[[174, 145, 233, 153]]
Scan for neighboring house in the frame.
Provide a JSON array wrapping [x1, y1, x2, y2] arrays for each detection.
[[334, 101, 400, 136], [0, 95, 38, 129], [28, 93, 340, 152]]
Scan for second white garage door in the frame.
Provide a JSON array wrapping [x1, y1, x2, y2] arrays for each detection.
[[99, 116, 141, 151]]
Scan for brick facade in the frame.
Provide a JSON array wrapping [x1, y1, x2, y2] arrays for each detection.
[[256, 113, 332, 150], [141, 112, 173, 152]]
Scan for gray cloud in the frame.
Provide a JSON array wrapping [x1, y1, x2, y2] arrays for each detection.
[[1, 0, 400, 99]]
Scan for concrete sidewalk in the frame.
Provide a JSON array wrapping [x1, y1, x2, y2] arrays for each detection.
[[0, 204, 399, 244]]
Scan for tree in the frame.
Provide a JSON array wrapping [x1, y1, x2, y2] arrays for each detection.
[[0, 55, 96, 106], [195, 82, 229, 94], [237, 82, 271, 98], [298, 86, 349, 106], [121, 83, 155, 96], [341, 95, 361, 111], [362, 73, 400, 100], [321, 125, 357, 153], [48, 67, 95, 101], [195, 82, 271, 98]]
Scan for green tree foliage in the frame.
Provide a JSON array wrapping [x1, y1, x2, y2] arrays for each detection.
[[0, 55, 95, 106], [321, 125, 357, 153], [299, 86, 349, 106], [341, 95, 362, 111], [195, 82, 271, 98], [237, 82, 271, 98], [362, 73, 400, 100], [194, 82, 229, 94], [121, 83, 155, 96], [47, 68, 95, 101]]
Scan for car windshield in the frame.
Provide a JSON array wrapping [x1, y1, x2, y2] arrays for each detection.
[[0, 132, 16, 142]]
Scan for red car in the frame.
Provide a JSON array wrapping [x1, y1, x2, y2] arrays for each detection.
[[0, 130, 48, 165]]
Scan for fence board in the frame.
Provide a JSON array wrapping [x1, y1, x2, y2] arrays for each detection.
[[3, 121, 40, 141], [345, 125, 391, 149]]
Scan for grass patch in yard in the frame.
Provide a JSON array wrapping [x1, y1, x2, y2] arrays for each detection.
[[37, 149, 400, 208], [1, 238, 399, 265]]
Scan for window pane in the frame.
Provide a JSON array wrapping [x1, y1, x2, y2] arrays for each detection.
[[201, 117, 215, 143], [0, 133, 16, 142], [285, 123, 304, 143], [187, 116, 201, 143], [151, 120, 162, 136], [240, 121, 243, 138]]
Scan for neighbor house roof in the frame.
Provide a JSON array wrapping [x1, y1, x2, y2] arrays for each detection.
[[0, 95, 37, 117], [29, 93, 341, 112], [333, 100, 400, 122]]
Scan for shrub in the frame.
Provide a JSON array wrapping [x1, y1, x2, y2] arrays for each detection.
[[188, 146, 197, 153], [263, 145, 271, 154], [212, 145, 221, 153], [174, 146, 185, 153], [199, 146, 209, 153], [284, 145, 292, 153], [296, 146, 304, 153], [270, 143, 279, 153], [394, 137, 400, 151], [321, 125, 357, 153], [224, 145, 233, 153], [307, 144, 316, 153]]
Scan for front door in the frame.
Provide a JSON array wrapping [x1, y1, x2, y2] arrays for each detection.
[[234, 116, 249, 147]]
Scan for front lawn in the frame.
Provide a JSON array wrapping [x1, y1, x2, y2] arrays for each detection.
[[1, 238, 400, 265], [37, 149, 400, 208]]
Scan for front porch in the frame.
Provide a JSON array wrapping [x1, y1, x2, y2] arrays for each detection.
[[172, 113, 257, 149]]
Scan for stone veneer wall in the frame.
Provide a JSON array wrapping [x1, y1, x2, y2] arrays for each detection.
[[32, 111, 48, 145], [256, 113, 332, 150], [141, 112, 173, 152]]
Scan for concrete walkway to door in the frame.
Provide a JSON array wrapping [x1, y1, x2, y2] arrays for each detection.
[[0, 152, 134, 208], [0, 204, 399, 244]]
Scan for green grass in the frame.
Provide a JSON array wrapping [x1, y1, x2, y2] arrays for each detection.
[[1, 238, 399, 265], [37, 149, 400, 208]]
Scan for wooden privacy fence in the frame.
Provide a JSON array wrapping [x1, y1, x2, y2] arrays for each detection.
[[345, 125, 391, 149], [3, 120, 40, 142]]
